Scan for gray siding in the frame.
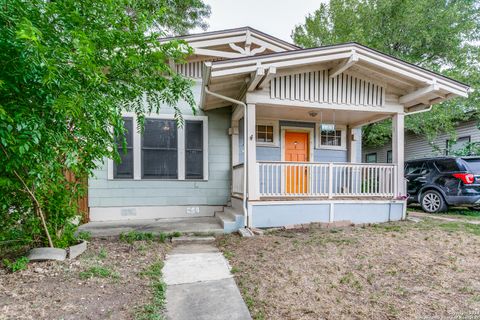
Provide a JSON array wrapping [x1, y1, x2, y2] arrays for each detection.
[[363, 120, 480, 162], [88, 82, 232, 208]]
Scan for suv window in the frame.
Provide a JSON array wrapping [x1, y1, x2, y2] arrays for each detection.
[[406, 162, 429, 175], [434, 159, 460, 172], [462, 158, 480, 173]]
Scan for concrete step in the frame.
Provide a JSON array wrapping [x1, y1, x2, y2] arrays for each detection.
[[215, 207, 244, 233], [171, 236, 216, 246]]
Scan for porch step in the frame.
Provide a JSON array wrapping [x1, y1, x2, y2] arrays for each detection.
[[215, 207, 244, 233]]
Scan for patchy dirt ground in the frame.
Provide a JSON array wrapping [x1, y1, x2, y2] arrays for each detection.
[[0, 238, 169, 320], [219, 220, 480, 320]]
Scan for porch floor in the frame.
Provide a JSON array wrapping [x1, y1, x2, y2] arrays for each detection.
[[78, 217, 224, 237], [258, 196, 396, 201]]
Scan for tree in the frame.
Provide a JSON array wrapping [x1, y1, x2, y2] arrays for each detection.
[[292, 0, 480, 147], [0, 0, 210, 249]]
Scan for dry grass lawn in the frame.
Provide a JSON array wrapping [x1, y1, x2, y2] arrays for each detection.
[[218, 219, 480, 320], [1, 238, 169, 320]]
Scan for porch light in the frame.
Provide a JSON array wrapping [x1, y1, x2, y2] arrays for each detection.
[[308, 111, 318, 118]]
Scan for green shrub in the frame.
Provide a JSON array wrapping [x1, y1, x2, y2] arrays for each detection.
[[77, 231, 92, 241], [3, 256, 29, 273]]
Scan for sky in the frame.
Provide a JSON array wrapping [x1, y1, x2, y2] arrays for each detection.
[[194, 0, 327, 43]]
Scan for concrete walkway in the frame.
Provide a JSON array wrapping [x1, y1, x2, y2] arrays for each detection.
[[409, 211, 480, 225], [163, 239, 252, 320], [77, 217, 224, 237]]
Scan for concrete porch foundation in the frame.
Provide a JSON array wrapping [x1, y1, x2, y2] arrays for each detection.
[[77, 217, 224, 237]]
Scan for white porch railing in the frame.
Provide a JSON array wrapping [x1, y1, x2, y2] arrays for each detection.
[[257, 161, 397, 198], [232, 163, 244, 197]]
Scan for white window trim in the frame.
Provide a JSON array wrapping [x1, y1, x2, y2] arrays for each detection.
[[108, 113, 208, 181], [280, 126, 315, 162], [256, 119, 279, 147], [316, 124, 347, 150]]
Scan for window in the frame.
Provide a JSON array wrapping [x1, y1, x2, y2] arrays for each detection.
[[317, 125, 346, 149], [185, 120, 203, 179], [142, 119, 178, 179], [365, 153, 377, 163], [446, 136, 471, 155], [387, 150, 393, 163], [406, 161, 429, 175], [321, 129, 342, 146], [434, 159, 459, 173], [255, 120, 278, 146], [109, 115, 208, 181], [114, 118, 134, 179], [256, 125, 273, 143]]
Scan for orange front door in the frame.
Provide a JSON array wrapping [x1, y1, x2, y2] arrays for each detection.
[[285, 131, 309, 194]]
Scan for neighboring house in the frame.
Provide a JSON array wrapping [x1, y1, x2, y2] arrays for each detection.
[[363, 119, 480, 163], [88, 27, 470, 232]]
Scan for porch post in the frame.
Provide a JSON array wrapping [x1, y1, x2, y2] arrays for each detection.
[[346, 125, 357, 163], [246, 103, 258, 200], [392, 113, 405, 197]]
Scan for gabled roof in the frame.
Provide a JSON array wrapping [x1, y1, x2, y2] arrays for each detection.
[[202, 42, 471, 109], [161, 26, 299, 52]]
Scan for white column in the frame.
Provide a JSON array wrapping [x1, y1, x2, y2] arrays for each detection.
[[346, 125, 357, 163], [392, 113, 405, 196], [246, 103, 258, 200]]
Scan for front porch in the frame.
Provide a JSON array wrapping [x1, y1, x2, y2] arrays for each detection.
[[229, 106, 406, 228], [200, 43, 469, 229]]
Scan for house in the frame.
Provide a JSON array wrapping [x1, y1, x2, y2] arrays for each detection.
[[87, 27, 470, 232], [363, 118, 479, 163]]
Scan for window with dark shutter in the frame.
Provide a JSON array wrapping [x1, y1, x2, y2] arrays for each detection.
[[185, 120, 203, 179], [142, 119, 177, 179], [114, 118, 134, 179]]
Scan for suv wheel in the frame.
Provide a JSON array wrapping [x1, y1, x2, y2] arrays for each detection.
[[421, 190, 447, 213]]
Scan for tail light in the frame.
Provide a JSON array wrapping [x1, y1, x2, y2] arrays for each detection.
[[452, 173, 475, 184]]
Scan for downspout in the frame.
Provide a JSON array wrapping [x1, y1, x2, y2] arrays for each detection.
[[204, 87, 250, 228], [405, 105, 432, 116]]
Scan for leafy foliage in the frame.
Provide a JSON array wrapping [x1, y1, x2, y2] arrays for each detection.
[[0, 0, 209, 248], [2, 256, 29, 273], [292, 0, 480, 147]]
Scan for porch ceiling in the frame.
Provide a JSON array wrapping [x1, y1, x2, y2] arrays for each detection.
[[256, 105, 390, 127]]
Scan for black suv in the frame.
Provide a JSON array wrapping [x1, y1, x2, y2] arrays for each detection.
[[405, 156, 480, 213]]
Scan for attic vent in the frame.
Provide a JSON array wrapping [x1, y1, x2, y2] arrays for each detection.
[[270, 70, 385, 107]]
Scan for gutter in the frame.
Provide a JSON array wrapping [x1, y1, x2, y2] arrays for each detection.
[[204, 87, 250, 228]]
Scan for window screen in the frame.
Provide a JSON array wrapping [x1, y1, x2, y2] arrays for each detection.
[[434, 159, 459, 172], [142, 119, 177, 179], [114, 118, 134, 179], [365, 153, 377, 163], [256, 125, 274, 143], [185, 120, 203, 179], [321, 129, 342, 146]]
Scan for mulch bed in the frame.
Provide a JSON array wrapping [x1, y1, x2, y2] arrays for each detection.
[[218, 220, 480, 320], [0, 239, 169, 320]]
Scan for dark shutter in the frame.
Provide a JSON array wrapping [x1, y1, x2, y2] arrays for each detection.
[[185, 120, 203, 179], [114, 118, 134, 179], [142, 119, 178, 179]]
